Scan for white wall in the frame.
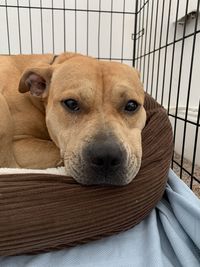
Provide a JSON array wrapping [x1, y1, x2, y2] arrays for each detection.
[[135, 0, 200, 166], [0, 0, 136, 66]]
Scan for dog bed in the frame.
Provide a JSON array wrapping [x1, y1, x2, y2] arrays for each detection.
[[1, 170, 199, 267], [0, 93, 173, 256]]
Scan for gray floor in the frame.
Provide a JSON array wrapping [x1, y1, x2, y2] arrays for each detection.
[[173, 152, 200, 198]]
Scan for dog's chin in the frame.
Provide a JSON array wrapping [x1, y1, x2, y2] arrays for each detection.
[[70, 177, 131, 186], [64, 164, 140, 186]]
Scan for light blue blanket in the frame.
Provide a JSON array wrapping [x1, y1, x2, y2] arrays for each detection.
[[0, 169, 200, 267]]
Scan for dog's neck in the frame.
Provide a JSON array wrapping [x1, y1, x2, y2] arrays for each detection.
[[28, 95, 46, 115]]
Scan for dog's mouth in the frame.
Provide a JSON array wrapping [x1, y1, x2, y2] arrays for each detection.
[[63, 151, 141, 186], [64, 164, 140, 186], [61, 133, 142, 186]]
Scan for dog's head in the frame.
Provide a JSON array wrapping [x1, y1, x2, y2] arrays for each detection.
[[18, 53, 146, 185]]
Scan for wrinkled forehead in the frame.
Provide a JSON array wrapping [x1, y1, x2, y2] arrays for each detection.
[[100, 61, 144, 103], [52, 57, 101, 85], [51, 56, 144, 102]]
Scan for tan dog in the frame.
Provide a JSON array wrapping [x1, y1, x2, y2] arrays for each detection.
[[0, 53, 146, 185]]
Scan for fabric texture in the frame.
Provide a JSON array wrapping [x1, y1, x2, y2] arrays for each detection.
[[0, 94, 173, 255], [0, 169, 199, 267]]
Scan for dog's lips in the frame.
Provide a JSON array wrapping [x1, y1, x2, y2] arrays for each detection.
[[63, 156, 140, 186], [62, 137, 142, 185]]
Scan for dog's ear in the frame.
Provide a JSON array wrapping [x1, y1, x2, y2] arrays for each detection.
[[18, 66, 53, 98]]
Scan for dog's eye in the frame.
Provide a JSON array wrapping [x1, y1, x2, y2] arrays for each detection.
[[62, 99, 80, 112], [124, 100, 139, 112]]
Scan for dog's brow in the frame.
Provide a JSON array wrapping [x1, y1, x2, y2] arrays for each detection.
[[116, 86, 141, 102]]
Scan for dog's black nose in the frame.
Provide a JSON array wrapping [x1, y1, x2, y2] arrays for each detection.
[[86, 140, 124, 173]]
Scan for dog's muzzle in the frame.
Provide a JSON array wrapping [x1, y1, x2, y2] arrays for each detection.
[[83, 136, 126, 185]]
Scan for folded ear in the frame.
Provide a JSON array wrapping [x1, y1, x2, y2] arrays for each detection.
[[18, 66, 53, 98]]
